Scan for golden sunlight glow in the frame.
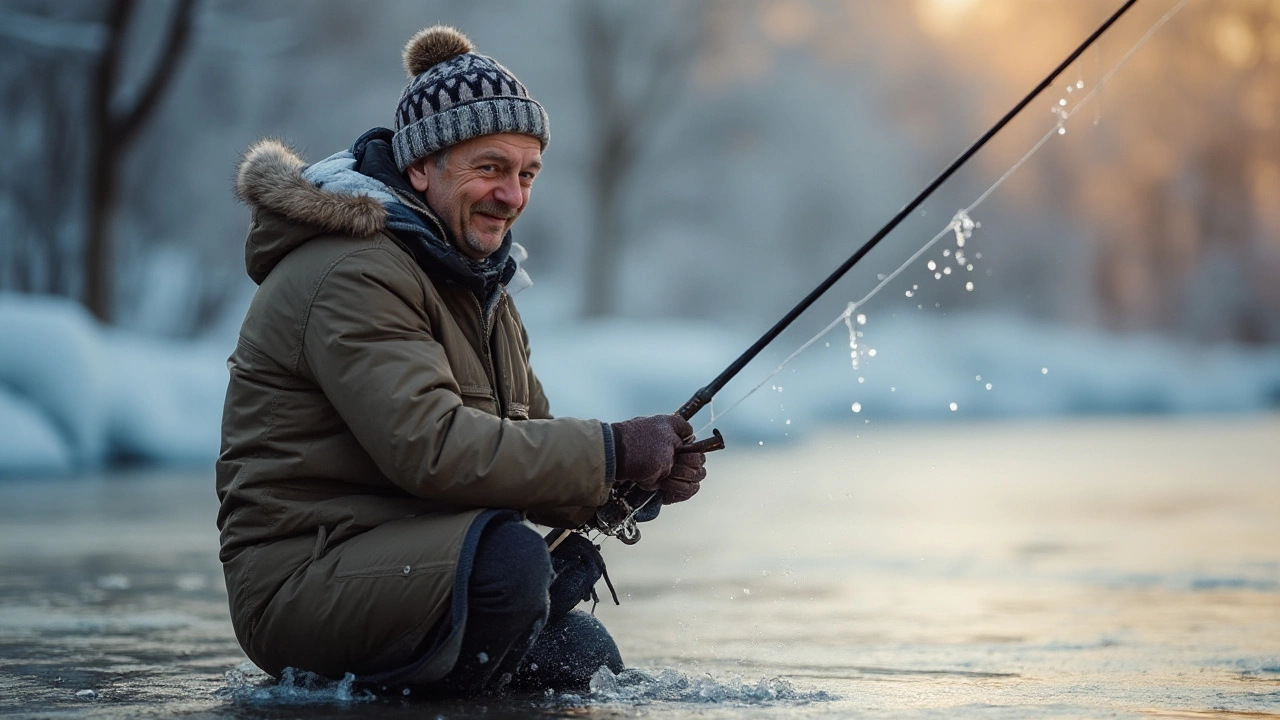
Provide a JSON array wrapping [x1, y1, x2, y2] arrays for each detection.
[[915, 0, 979, 38], [1213, 13, 1258, 68]]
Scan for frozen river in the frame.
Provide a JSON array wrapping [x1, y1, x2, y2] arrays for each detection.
[[1, 416, 1278, 718]]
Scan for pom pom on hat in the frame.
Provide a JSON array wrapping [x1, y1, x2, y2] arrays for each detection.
[[403, 25, 473, 77]]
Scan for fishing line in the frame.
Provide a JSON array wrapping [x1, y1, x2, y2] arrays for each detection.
[[696, 0, 1187, 435]]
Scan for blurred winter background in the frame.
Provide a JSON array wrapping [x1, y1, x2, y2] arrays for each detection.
[[2, 0, 1278, 477]]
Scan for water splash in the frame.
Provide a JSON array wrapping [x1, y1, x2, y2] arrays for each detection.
[[215, 663, 374, 705], [576, 666, 835, 706], [843, 307, 870, 372]]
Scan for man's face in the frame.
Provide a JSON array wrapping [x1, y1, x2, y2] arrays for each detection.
[[407, 133, 542, 259]]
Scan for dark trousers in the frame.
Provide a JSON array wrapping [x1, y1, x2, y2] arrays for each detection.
[[432, 518, 623, 695]]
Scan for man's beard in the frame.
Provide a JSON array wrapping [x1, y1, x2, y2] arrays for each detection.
[[462, 228, 500, 258], [462, 201, 518, 258]]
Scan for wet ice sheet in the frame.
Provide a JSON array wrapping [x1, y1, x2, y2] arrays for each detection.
[[1, 417, 1278, 718]]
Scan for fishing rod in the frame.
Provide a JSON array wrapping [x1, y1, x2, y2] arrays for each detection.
[[552, 0, 1144, 551]]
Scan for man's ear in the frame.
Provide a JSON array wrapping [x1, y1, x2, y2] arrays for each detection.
[[406, 159, 430, 193]]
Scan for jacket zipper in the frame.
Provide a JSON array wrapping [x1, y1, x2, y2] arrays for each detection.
[[467, 289, 505, 416]]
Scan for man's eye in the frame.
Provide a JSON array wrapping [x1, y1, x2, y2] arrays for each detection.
[[479, 165, 498, 172]]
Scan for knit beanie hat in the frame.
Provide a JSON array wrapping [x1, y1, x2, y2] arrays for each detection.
[[391, 26, 550, 173]]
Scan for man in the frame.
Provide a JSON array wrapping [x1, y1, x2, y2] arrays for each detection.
[[217, 25, 707, 695]]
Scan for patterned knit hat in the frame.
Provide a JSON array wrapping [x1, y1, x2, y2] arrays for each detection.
[[391, 26, 550, 173]]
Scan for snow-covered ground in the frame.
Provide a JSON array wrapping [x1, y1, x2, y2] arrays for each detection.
[[3, 292, 1279, 477]]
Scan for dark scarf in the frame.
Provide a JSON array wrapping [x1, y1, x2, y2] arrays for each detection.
[[350, 128, 516, 304]]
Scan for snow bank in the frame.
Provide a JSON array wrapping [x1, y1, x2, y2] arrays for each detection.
[[2, 293, 1278, 477], [0, 295, 108, 471], [0, 294, 228, 477]]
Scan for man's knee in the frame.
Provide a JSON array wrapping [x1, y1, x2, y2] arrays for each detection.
[[516, 609, 623, 691], [468, 519, 553, 623]]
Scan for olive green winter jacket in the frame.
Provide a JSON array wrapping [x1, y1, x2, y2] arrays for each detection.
[[216, 138, 610, 679]]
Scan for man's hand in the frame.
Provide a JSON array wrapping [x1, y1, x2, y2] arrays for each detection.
[[610, 414, 689, 488], [609, 414, 708, 505], [660, 449, 706, 504]]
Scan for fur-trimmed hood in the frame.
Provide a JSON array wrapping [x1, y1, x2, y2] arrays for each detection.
[[234, 138, 388, 284], [233, 135, 530, 295], [235, 138, 387, 237]]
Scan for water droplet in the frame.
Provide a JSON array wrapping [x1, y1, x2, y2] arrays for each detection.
[[1077, 80, 1085, 89], [758, 440, 764, 446], [890, 386, 896, 392], [967, 264, 974, 271], [1041, 367, 1049, 375], [985, 383, 993, 390], [857, 377, 865, 384], [785, 419, 791, 425], [905, 290, 914, 298], [943, 267, 952, 275], [867, 349, 876, 357], [975, 375, 982, 381], [912, 284, 919, 290], [934, 272, 942, 280], [825, 341, 830, 347], [943, 249, 951, 257], [856, 314, 867, 325], [965, 281, 974, 291], [851, 402, 862, 413], [927, 260, 937, 271], [1059, 98, 1067, 106], [949, 402, 958, 411]]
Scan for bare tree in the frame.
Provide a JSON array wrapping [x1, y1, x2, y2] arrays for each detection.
[[0, 4, 101, 297], [84, 0, 198, 322], [574, 0, 721, 317]]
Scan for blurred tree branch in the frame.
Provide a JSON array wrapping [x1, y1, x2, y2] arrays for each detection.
[[576, 0, 723, 318], [85, 0, 198, 322]]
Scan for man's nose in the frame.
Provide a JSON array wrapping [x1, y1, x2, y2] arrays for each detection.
[[493, 174, 523, 210]]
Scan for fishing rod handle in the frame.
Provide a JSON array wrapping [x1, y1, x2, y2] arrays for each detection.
[[679, 428, 724, 454]]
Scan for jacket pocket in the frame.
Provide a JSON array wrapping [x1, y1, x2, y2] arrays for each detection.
[[458, 383, 498, 415]]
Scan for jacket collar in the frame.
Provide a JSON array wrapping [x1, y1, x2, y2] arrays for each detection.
[[349, 128, 517, 302]]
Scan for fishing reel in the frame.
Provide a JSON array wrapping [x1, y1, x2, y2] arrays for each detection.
[[590, 428, 726, 545], [545, 428, 724, 552]]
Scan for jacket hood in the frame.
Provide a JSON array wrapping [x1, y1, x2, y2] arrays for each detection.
[[235, 138, 387, 283]]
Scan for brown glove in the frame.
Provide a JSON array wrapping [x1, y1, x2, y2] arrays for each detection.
[[609, 414, 692, 490], [660, 449, 706, 504]]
